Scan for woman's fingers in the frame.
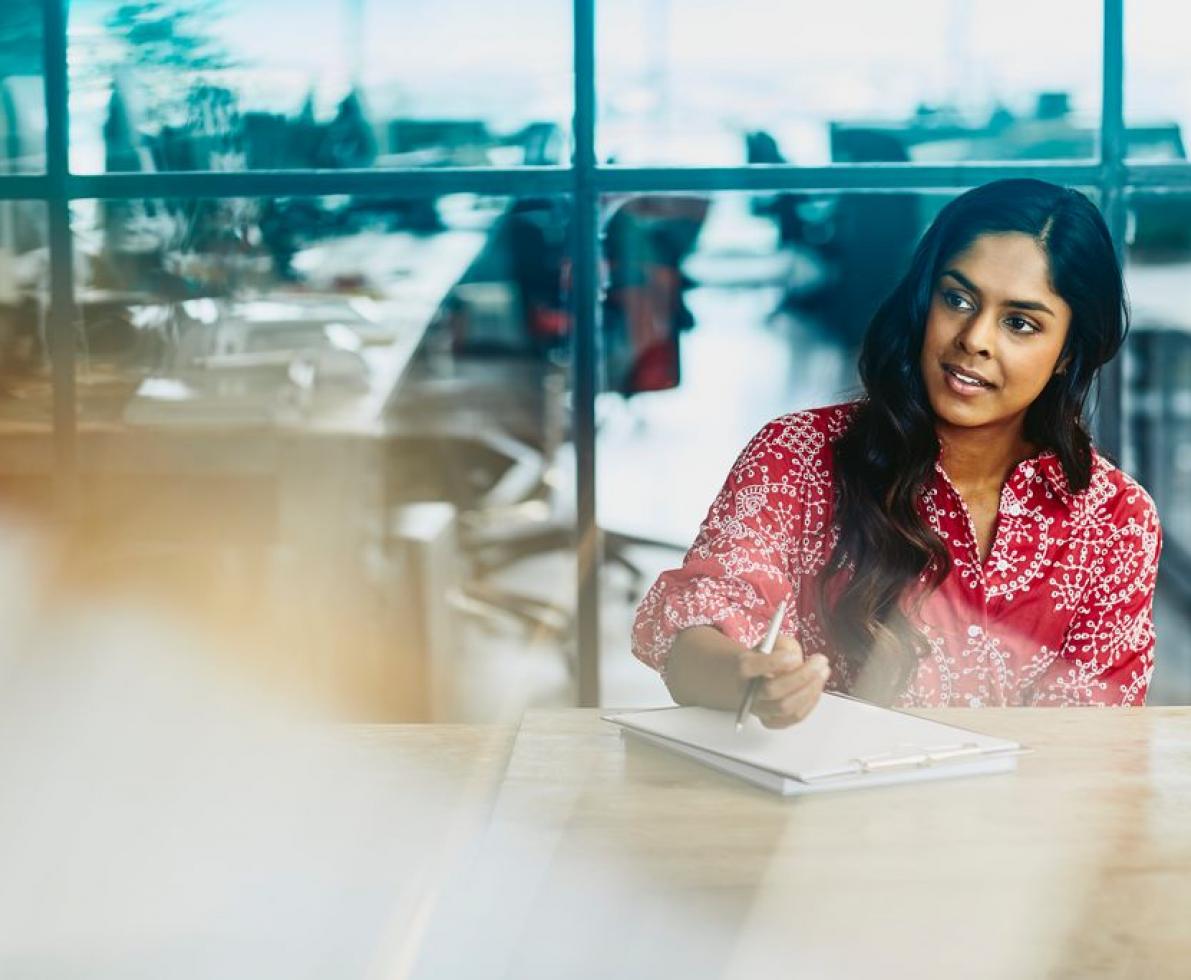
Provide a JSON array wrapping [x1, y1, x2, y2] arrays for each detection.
[[780, 671, 828, 721], [738, 634, 804, 680], [760, 653, 830, 701], [736, 632, 831, 729], [759, 684, 824, 727], [755, 659, 830, 728]]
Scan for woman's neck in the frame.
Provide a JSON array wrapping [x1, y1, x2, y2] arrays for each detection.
[[936, 421, 1037, 493]]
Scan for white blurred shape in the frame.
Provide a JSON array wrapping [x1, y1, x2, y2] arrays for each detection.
[[0, 523, 458, 979]]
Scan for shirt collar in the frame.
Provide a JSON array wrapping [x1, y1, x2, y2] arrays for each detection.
[[932, 445, 1077, 506], [1031, 450, 1075, 504]]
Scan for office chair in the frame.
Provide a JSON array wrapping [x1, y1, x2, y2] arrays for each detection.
[[388, 191, 708, 667], [458, 195, 707, 606], [385, 201, 575, 645]]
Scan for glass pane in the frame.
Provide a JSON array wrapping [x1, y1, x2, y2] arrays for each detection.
[[1124, 191, 1191, 701], [1125, 1, 1191, 161], [68, 189, 577, 720], [599, 190, 946, 703], [0, 0, 45, 173], [0, 200, 51, 519], [68, 1, 572, 173], [599, 0, 1102, 166]]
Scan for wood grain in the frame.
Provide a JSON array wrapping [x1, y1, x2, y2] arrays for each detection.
[[407, 707, 1191, 980]]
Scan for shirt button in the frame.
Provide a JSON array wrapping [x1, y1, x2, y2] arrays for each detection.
[[1006, 502, 1022, 517], [968, 625, 982, 638], [1021, 464, 1035, 479]]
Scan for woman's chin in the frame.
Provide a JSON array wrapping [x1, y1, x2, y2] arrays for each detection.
[[927, 389, 1003, 429]]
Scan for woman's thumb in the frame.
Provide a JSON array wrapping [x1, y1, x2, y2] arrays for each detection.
[[771, 633, 803, 663]]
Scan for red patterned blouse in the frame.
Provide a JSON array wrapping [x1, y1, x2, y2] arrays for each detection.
[[632, 402, 1163, 707]]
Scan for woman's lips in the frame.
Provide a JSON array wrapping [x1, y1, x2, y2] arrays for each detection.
[[942, 363, 995, 396]]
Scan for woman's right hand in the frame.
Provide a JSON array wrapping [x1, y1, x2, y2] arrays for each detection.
[[738, 635, 831, 728]]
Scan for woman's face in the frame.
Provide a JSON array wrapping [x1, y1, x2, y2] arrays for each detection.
[[919, 231, 1072, 439]]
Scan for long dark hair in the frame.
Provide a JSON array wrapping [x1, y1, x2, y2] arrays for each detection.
[[822, 179, 1129, 703]]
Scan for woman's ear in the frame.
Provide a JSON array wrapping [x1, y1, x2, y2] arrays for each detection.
[[1054, 353, 1070, 376]]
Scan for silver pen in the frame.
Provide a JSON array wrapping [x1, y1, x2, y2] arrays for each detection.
[[734, 598, 789, 733]]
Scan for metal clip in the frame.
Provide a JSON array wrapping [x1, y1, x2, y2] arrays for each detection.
[[850, 742, 984, 774]]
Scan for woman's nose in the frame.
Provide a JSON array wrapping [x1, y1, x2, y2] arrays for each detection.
[[955, 311, 997, 357]]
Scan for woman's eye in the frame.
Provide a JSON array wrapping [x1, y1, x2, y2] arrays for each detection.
[[944, 290, 972, 311], [1005, 316, 1040, 335]]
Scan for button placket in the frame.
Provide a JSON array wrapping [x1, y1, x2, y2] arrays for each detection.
[[984, 484, 1018, 579], [933, 462, 991, 642], [988, 457, 1041, 589], [934, 462, 986, 583]]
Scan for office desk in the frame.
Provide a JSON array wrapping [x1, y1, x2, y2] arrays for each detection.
[[405, 707, 1191, 979]]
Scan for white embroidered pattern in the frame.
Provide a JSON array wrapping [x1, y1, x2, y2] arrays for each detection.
[[632, 403, 1163, 707]]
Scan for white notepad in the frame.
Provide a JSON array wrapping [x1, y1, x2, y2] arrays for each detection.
[[602, 693, 1026, 796]]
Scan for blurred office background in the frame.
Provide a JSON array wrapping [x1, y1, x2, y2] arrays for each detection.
[[0, 0, 1188, 724]]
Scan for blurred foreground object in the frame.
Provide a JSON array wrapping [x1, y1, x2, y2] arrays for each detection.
[[0, 511, 503, 977]]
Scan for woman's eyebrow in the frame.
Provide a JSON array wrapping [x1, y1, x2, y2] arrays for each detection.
[[941, 269, 1056, 316]]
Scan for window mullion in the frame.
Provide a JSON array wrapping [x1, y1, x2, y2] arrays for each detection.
[[42, 0, 78, 518], [573, 0, 601, 708], [1097, 0, 1126, 461]]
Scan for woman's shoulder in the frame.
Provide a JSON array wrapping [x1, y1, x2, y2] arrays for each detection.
[[1055, 450, 1161, 534], [732, 401, 859, 484], [1089, 453, 1161, 528], [755, 400, 860, 444]]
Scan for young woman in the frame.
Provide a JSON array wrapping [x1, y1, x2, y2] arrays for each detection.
[[632, 179, 1162, 725]]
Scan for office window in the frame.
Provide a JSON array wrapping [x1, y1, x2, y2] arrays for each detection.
[[0, 1, 45, 173], [2, 0, 1188, 708], [1124, 192, 1191, 563], [1124, 0, 1191, 161], [58, 188, 573, 718], [598, 0, 1102, 166], [0, 198, 49, 520], [1124, 189, 1191, 702], [67, 0, 573, 173], [70, 189, 517, 454]]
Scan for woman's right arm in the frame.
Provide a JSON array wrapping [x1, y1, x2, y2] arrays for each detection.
[[631, 412, 841, 725], [664, 625, 753, 710], [665, 625, 831, 727]]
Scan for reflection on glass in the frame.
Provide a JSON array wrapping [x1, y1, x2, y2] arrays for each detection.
[[0, 198, 48, 538], [1124, 196, 1191, 565], [1126, 1, 1191, 161], [1124, 194, 1191, 695], [0, 0, 44, 173], [596, 191, 951, 555], [0, 198, 48, 419], [68, 0, 572, 173], [59, 187, 588, 721], [70, 190, 568, 425], [599, 0, 1101, 166], [1124, 193, 1191, 701]]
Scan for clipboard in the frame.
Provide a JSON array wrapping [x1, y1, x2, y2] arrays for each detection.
[[602, 692, 1028, 796]]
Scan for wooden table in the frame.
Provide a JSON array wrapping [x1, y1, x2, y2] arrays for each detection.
[[24, 709, 1180, 976], [399, 707, 1191, 979]]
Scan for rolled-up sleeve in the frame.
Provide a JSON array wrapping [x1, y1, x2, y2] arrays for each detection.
[[631, 417, 814, 673], [1026, 484, 1162, 706]]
